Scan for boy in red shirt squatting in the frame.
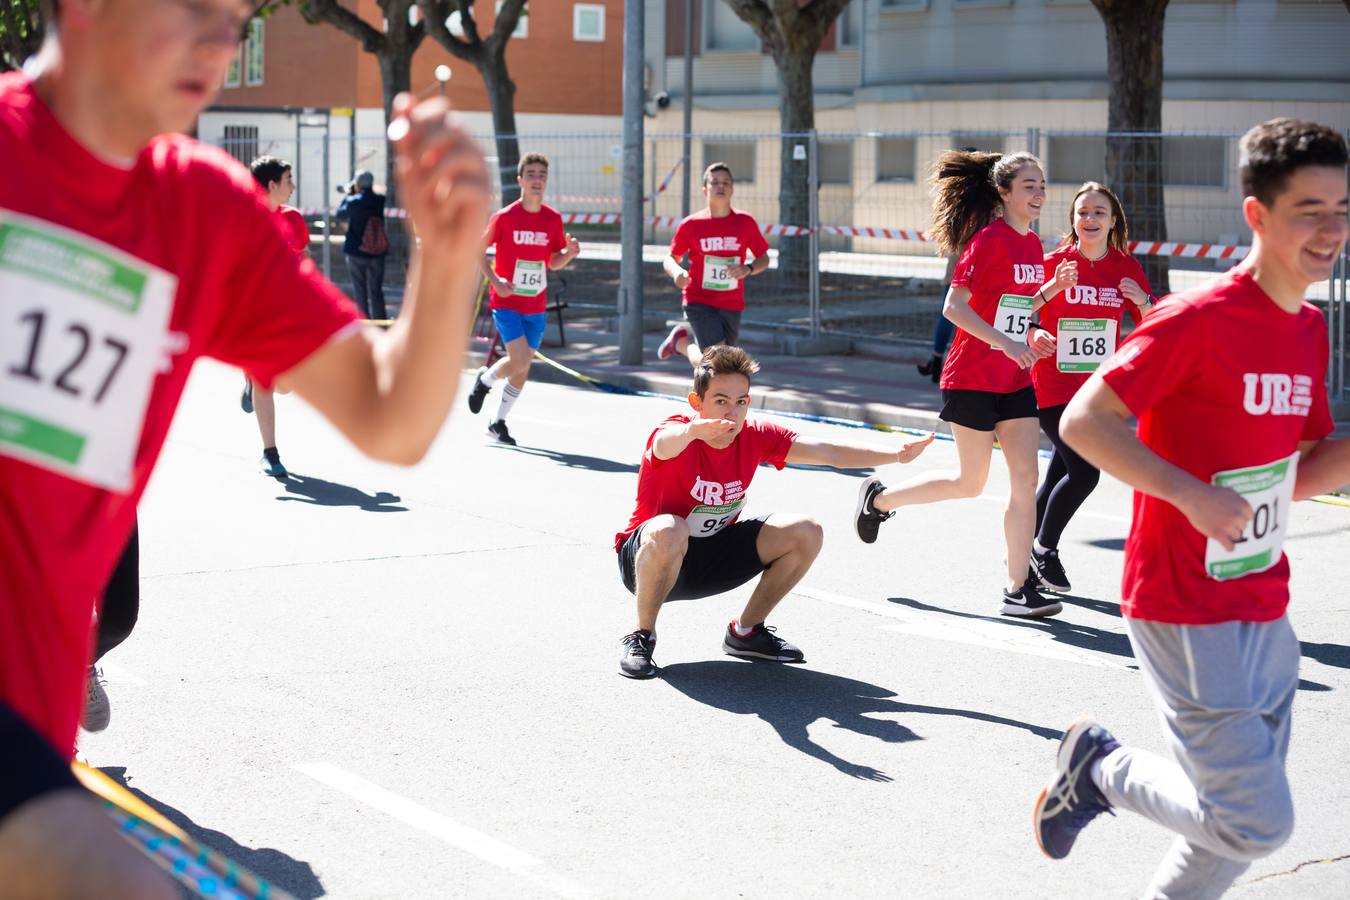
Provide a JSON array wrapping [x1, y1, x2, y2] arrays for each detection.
[[0, 0, 490, 895], [657, 163, 770, 368], [1034, 119, 1350, 900], [465, 152, 581, 446], [614, 345, 934, 678]]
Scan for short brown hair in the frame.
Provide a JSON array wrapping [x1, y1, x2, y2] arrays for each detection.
[[692, 345, 759, 398], [517, 152, 550, 177], [1240, 118, 1347, 206], [702, 162, 733, 186]]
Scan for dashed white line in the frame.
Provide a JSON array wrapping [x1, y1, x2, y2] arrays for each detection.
[[293, 761, 593, 899]]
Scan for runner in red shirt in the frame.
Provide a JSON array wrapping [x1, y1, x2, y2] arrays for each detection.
[[615, 346, 933, 678], [465, 152, 580, 446], [1034, 119, 1350, 900], [240, 155, 309, 479], [0, 2, 490, 894], [657, 163, 770, 368], [1027, 182, 1156, 594], [854, 150, 1060, 618]]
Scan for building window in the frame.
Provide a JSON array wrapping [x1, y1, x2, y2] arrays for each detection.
[[881, 0, 929, 9], [498, 1, 527, 38], [818, 141, 852, 185], [573, 4, 605, 42], [223, 47, 241, 89], [877, 137, 917, 182], [222, 125, 259, 168], [950, 133, 1005, 155], [704, 1, 759, 51], [837, 4, 861, 47], [1046, 136, 1104, 185], [244, 20, 264, 87], [1163, 137, 1227, 187], [703, 141, 756, 184]]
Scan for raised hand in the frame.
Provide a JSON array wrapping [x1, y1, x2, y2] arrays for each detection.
[[1119, 277, 1149, 306], [686, 417, 738, 443], [896, 432, 936, 464]]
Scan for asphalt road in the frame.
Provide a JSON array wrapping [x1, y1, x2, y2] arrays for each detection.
[[80, 359, 1350, 900]]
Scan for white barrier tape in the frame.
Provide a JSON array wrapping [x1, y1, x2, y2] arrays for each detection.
[[1127, 240, 1249, 259], [818, 224, 929, 242]]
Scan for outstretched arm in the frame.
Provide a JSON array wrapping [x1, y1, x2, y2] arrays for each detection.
[[785, 433, 934, 469], [1294, 438, 1350, 500]]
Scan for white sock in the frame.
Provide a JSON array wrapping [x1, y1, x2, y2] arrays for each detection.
[[495, 383, 522, 422], [731, 619, 757, 638], [479, 366, 500, 388], [1034, 539, 1052, 556]]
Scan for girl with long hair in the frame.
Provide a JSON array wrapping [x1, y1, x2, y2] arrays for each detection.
[[854, 150, 1068, 617], [1027, 182, 1155, 594]]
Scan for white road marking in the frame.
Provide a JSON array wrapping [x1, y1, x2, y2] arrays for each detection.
[[500, 415, 580, 429], [792, 584, 1135, 671], [293, 761, 593, 899], [98, 662, 147, 685]]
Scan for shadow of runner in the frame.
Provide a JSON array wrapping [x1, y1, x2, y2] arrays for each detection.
[[888, 596, 1137, 660], [1301, 640, 1350, 670], [275, 474, 407, 512], [97, 766, 325, 899], [494, 444, 639, 474], [659, 660, 1061, 783]]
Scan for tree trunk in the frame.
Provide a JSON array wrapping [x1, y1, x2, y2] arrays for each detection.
[[775, 46, 815, 283], [481, 53, 522, 207], [377, 49, 413, 208], [1096, 0, 1170, 294]]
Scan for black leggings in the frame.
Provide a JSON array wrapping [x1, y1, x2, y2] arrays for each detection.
[[94, 522, 140, 663], [1035, 405, 1101, 550]]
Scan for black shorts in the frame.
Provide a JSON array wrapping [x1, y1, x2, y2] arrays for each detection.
[[617, 515, 768, 601], [940, 386, 1038, 432], [684, 303, 742, 350], [0, 702, 81, 823]]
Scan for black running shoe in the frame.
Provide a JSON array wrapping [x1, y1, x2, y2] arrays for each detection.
[[619, 630, 657, 679], [467, 368, 491, 415], [240, 377, 254, 414], [1002, 578, 1063, 618], [854, 476, 893, 544], [487, 420, 516, 446], [722, 622, 805, 662], [1032, 547, 1072, 593], [1035, 718, 1119, 860]]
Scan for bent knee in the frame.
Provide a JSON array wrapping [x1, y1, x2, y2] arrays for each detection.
[[642, 518, 690, 555], [1213, 797, 1295, 861], [790, 518, 825, 554], [952, 473, 988, 498]]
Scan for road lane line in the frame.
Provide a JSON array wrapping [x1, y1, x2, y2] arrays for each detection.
[[293, 761, 593, 899], [792, 584, 1135, 671]]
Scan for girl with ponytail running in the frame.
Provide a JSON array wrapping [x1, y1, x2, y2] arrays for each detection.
[[1028, 183, 1155, 594], [854, 150, 1062, 618]]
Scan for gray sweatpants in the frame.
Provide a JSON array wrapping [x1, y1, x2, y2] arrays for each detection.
[[1094, 616, 1300, 900]]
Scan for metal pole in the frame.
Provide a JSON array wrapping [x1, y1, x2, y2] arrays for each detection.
[[322, 116, 332, 282], [619, 0, 645, 365], [808, 128, 821, 338], [649, 138, 657, 244], [1027, 127, 1041, 236], [681, 0, 694, 219]]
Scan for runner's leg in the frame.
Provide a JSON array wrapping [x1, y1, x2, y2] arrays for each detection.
[[633, 516, 689, 632], [992, 416, 1041, 591], [871, 423, 994, 512], [1034, 407, 1069, 535], [1035, 404, 1100, 550], [253, 387, 277, 450], [494, 335, 533, 422], [737, 514, 823, 627], [94, 523, 139, 664]]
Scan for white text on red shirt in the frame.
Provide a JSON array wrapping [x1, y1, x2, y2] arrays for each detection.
[[699, 236, 741, 253], [1243, 373, 1314, 417], [513, 230, 550, 246]]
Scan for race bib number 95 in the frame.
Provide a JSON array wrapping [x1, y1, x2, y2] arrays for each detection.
[[685, 499, 743, 538], [1204, 452, 1298, 581], [0, 211, 175, 492]]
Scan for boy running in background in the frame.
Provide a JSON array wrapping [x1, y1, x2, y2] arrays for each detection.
[[658, 163, 769, 367], [465, 153, 581, 446]]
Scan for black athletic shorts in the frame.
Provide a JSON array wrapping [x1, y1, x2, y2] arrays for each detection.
[[617, 515, 768, 601], [0, 702, 81, 823], [684, 303, 742, 350], [940, 386, 1038, 432]]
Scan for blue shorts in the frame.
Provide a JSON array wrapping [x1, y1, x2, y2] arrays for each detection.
[[492, 309, 547, 350]]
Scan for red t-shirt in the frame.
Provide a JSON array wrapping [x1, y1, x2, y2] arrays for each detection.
[[276, 205, 310, 255], [669, 209, 769, 312], [1100, 267, 1333, 626], [941, 218, 1046, 393], [1031, 245, 1149, 408], [615, 414, 797, 551], [484, 200, 566, 314], [0, 73, 359, 755]]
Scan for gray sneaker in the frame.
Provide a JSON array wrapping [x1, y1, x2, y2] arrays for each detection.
[[82, 666, 111, 733]]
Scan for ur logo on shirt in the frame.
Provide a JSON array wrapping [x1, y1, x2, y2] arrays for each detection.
[[513, 230, 550, 246], [700, 236, 741, 253], [1242, 373, 1313, 417], [690, 475, 725, 505], [1012, 264, 1045, 285]]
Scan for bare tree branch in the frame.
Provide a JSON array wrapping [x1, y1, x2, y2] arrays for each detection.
[[299, 0, 388, 53]]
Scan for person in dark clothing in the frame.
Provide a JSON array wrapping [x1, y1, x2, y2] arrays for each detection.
[[81, 522, 139, 734], [335, 169, 389, 320]]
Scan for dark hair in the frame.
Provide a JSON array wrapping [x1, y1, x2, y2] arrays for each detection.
[[703, 162, 733, 186], [249, 156, 291, 191], [1057, 182, 1130, 254], [517, 152, 550, 177], [929, 150, 1041, 256], [692, 345, 759, 398], [1240, 118, 1348, 206]]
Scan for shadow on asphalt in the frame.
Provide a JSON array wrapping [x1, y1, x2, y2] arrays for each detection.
[[97, 766, 325, 898], [495, 444, 639, 474], [1084, 537, 1127, 551], [274, 474, 407, 512], [888, 596, 1137, 660], [658, 660, 1061, 783], [1301, 640, 1350, 670]]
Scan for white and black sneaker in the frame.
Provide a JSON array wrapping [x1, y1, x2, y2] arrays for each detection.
[[619, 630, 658, 679], [1032, 547, 1072, 593], [1002, 578, 1063, 618], [722, 622, 805, 662], [467, 368, 491, 415], [854, 476, 894, 544]]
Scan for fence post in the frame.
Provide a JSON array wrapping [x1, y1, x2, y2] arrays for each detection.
[[618, 0, 645, 365], [808, 128, 821, 338], [1026, 127, 1041, 237], [321, 130, 332, 282], [648, 138, 657, 244]]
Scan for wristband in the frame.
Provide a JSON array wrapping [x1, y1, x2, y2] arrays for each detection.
[[1037, 289, 1048, 306]]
